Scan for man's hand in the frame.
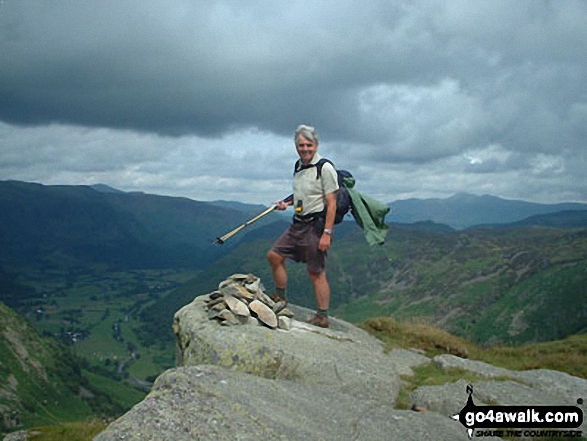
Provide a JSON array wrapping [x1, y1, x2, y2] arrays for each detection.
[[318, 191, 337, 252], [273, 200, 290, 211], [318, 233, 332, 252]]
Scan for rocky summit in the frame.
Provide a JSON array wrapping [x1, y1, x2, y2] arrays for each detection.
[[93, 274, 587, 441]]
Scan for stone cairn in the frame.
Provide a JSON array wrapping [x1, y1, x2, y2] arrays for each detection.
[[203, 274, 295, 330]]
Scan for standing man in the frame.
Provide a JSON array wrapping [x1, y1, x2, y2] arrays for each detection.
[[267, 125, 339, 328]]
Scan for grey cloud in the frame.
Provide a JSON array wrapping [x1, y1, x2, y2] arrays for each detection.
[[1, 0, 586, 204]]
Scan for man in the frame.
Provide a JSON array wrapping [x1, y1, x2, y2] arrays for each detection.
[[267, 125, 339, 328]]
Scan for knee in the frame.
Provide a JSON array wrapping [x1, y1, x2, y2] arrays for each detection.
[[267, 250, 283, 266], [308, 270, 326, 283]]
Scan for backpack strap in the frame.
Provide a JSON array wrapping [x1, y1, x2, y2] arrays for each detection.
[[294, 158, 334, 179]]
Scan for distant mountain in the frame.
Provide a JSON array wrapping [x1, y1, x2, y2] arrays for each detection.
[[505, 209, 587, 228], [209, 200, 268, 213], [90, 184, 125, 194], [388, 192, 587, 229], [0, 180, 263, 269]]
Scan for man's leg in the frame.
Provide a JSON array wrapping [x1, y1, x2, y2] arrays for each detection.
[[307, 270, 330, 328], [308, 269, 330, 317], [267, 250, 287, 298]]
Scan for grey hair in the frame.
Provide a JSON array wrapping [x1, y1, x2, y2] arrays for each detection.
[[294, 124, 319, 146]]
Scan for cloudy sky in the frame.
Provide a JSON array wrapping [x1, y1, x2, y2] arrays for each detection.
[[1, 0, 586, 205]]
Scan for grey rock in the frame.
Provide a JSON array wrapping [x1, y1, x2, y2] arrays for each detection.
[[410, 356, 587, 434], [410, 379, 474, 416], [249, 299, 277, 328], [207, 308, 221, 320], [246, 316, 260, 326], [94, 365, 475, 441], [224, 295, 250, 317], [208, 291, 222, 300], [256, 291, 276, 308], [431, 354, 587, 406], [512, 368, 587, 403], [244, 278, 262, 293], [272, 300, 287, 314], [278, 315, 292, 331], [217, 309, 241, 326], [225, 273, 255, 283], [472, 380, 575, 407], [206, 274, 294, 328], [204, 295, 225, 308], [388, 348, 431, 377], [219, 282, 255, 302], [278, 307, 295, 318], [433, 354, 512, 378], [172, 296, 402, 405]]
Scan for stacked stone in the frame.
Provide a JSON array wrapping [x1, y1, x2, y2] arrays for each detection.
[[203, 274, 294, 330]]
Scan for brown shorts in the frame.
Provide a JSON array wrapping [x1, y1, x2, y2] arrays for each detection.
[[271, 219, 326, 274]]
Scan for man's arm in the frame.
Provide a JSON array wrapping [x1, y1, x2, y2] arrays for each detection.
[[319, 191, 337, 252], [275, 195, 294, 210]]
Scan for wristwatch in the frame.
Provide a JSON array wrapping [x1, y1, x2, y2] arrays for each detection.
[[324, 228, 333, 236]]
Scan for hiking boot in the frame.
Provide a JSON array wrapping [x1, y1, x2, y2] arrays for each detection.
[[307, 312, 329, 328], [270, 291, 287, 305]]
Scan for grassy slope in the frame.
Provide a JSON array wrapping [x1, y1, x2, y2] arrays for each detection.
[[361, 316, 587, 379], [333, 226, 587, 344], [0, 302, 145, 436], [0, 302, 92, 431]]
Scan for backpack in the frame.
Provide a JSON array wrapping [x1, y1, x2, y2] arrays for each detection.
[[293, 158, 353, 224]]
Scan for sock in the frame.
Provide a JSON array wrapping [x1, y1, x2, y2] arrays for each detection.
[[275, 287, 287, 300], [317, 308, 329, 317]]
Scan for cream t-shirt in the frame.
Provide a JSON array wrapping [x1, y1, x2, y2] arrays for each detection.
[[292, 153, 339, 216]]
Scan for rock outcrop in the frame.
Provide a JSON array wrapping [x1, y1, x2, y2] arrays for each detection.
[[94, 274, 586, 441], [202, 274, 294, 329]]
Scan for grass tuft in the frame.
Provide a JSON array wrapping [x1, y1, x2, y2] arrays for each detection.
[[361, 317, 473, 358], [22, 419, 108, 441], [361, 316, 587, 379]]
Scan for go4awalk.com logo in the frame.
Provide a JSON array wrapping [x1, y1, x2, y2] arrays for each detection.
[[451, 384, 583, 438]]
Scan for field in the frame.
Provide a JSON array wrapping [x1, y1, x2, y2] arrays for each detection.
[[6, 264, 199, 388]]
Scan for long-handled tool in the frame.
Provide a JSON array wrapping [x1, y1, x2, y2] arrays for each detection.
[[214, 205, 277, 245]]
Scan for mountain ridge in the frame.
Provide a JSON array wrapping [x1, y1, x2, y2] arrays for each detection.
[[389, 192, 587, 229], [0, 180, 263, 269]]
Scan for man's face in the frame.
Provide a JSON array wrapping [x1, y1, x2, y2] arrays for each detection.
[[296, 135, 317, 164]]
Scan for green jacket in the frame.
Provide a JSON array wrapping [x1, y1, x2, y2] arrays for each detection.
[[343, 176, 390, 246]]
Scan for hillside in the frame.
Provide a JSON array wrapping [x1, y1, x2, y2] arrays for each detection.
[[0, 180, 267, 269], [506, 209, 587, 228], [140, 222, 587, 346], [343, 225, 587, 344], [389, 192, 587, 229], [0, 301, 142, 435]]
